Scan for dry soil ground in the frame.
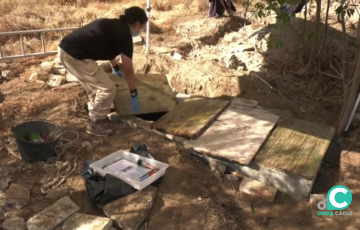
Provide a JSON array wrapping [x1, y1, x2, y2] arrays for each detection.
[[1, 1, 360, 230]]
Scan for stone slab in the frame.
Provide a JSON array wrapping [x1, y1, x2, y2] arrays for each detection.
[[239, 177, 277, 202], [154, 97, 230, 139], [26, 196, 80, 230], [45, 187, 69, 200], [47, 74, 65, 87], [103, 186, 157, 230], [5, 183, 30, 207], [2, 217, 26, 230], [62, 213, 113, 230], [110, 73, 177, 116], [185, 97, 279, 164]]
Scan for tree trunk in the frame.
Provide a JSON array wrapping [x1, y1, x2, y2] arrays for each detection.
[[337, 20, 360, 134], [306, 0, 321, 69]]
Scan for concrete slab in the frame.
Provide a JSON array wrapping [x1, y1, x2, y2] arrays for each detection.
[[26, 196, 80, 230], [110, 73, 177, 116], [62, 213, 113, 230], [239, 177, 277, 202], [185, 97, 279, 164]]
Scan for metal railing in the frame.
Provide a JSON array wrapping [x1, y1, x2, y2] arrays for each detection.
[[0, 27, 77, 60]]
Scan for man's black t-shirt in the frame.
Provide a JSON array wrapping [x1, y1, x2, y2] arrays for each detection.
[[59, 18, 133, 61]]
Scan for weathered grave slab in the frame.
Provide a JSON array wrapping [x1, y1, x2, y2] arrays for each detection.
[[188, 117, 335, 198], [239, 177, 277, 202], [255, 118, 336, 180], [185, 97, 278, 164], [26, 196, 80, 230], [103, 186, 157, 230], [62, 213, 113, 230], [110, 73, 177, 116], [154, 97, 230, 139]]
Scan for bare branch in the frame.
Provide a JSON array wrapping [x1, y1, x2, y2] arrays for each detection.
[[318, 70, 343, 80]]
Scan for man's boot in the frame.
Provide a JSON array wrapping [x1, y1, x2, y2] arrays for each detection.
[[86, 118, 113, 136]]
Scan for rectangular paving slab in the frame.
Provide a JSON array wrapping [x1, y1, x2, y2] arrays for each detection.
[[26, 196, 80, 230], [62, 213, 113, 230], [110, 73, 177, 116], [154, 97, 230, 139], [184, 97, 279, 164], [254, 118, 336, 180]]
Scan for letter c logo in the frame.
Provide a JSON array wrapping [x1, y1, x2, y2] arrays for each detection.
[[329, 187, 348, 209], [327, 185, 352, 210]]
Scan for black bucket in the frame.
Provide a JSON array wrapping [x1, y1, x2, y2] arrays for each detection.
[[11, 120, 62, 162]]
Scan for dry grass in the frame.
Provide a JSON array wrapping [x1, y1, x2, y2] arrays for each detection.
[[153, 0, 173, 11], [0, 0, 209, 57]]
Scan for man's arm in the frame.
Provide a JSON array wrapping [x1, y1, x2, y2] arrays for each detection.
[[120, 54, 136, 91]]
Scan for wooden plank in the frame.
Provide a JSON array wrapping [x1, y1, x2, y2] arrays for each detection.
[[271, 120, 316, 170], [239, 177, 278, 202], [287, 124, 325, 178], [255, 118, 336, 180], [254, 119, 293, 163], [110, 73, 177, 116], [184, 98, 279, 164], [300, 125, 335, 179], [154, 97, 230, 139], [260, 120, 303, 167]]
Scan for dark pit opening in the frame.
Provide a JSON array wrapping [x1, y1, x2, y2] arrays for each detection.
[[135, 112, 167, 121]]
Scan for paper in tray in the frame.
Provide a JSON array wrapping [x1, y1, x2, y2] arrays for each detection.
[[102, 159, 151, 181]]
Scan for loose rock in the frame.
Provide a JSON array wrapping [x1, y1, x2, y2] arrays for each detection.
[[5, 183, 30, 208], [2, 217, 26, 230], [62, 213, 113, 230], [66, 72, 78, 82], [103, 186, 158, 230], [1, 70, 15, 79], [47, 74, 65, 87], [26, 196, 80, 230], [0, 178, 11, 191], [52, 65, 67, 75], [81, 141, 91, 148], [238, 43, 255, 52], [45, 186, 69, 200], [0, 63, 8, 69], [224, 174, 238, 182], [225, 54, 240, 69], [86, 144, 96, 152], [29, 71, 50, 82], [40, 61, 55, 72], [173, 52, 182, 60]]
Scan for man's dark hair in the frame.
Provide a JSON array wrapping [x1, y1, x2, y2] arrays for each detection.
[[119, 6, 148, 25]]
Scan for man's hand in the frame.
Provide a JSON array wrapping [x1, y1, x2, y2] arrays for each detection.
[[112, 64, 125, 78], [130, 89, 139, 113]]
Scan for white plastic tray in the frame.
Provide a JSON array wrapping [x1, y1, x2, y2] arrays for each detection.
[[89, 149, 169, 190]]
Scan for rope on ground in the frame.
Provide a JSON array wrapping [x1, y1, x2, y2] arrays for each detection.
[[40, 130, 79, 194]]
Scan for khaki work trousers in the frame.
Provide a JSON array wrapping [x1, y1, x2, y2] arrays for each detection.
[[58, 47, 116, 121]]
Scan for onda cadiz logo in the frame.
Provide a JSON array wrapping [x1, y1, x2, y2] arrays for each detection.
[[317, 185, 353, 216]]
